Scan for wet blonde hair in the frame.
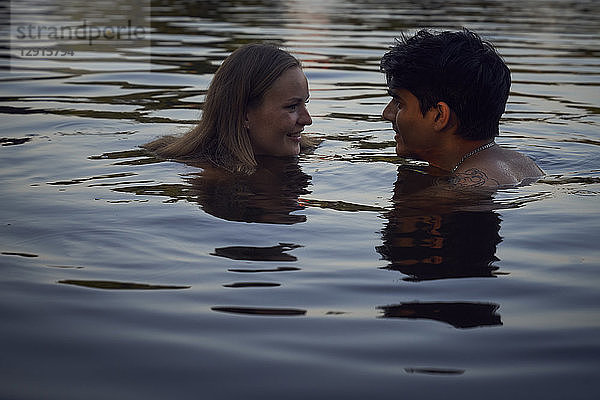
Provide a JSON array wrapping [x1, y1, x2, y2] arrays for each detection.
[[143, 43, 306, 174]]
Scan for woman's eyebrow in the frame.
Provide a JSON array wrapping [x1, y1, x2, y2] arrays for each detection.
[[286, 95, 309, 102]]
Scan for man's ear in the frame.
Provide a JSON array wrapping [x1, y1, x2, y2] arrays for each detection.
[[431, 101, 453, 131]]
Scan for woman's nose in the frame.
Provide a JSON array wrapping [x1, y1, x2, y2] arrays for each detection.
[[299, 105, 312, 126]]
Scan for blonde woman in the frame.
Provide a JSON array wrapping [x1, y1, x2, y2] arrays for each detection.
[[144, 44, 314, 174]]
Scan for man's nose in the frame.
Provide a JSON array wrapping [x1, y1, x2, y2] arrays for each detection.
[[382, 101, 395, 122]]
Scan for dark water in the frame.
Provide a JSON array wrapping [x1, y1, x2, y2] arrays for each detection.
[[1, 0, 600, 399]]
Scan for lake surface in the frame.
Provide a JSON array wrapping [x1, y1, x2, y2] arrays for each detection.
[[1, 0, 599, 399]]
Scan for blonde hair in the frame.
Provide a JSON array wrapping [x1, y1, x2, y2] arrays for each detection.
[[143, 43, 304, 174]]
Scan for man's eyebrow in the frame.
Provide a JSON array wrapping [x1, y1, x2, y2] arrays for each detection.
[[387, 89, 400, 100]]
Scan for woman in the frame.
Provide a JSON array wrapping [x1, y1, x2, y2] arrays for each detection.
[[143, 43, 314, 174]]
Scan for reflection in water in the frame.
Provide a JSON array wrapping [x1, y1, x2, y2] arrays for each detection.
[[377, 167, 503, 281], [211, 306, 306, 316], [377, 168, 504, 329], [1, 252, 39, 258], [1, 137, 32, 146], [404, 367, 465, 375], [223, 282, 281, 288], [378, 302, 502, 329], [227, 266, 300, 273], [49, 172, 138, 186], [89, 149, 163, 166], [188, 157, 312, 224], [377, 210, 502, 281], [58, 280, 190, 290], [212, 243, 301, 262], [113, 155, 312, 224]]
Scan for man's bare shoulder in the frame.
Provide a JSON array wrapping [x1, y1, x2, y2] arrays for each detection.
[[450, 168, 500, 187], [453, 146, 543, 188]]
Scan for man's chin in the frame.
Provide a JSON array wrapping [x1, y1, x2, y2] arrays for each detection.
[[394, 134, 407, 157], [395, 144, 409, 157]]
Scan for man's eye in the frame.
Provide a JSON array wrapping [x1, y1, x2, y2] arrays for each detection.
[[286, 104, 298, 111]]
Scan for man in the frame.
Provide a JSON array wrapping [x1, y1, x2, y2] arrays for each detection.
[[381, 29, 543, 188]]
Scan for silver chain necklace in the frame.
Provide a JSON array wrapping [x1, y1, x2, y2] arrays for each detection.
[[451, 142, 496, 173]]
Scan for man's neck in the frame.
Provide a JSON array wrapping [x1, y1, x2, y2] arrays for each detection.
[[427, 136, 494, 172]]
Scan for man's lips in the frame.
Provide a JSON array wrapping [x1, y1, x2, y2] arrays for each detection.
[[394, 132, 405, 150], [392, 125, 400, 141]]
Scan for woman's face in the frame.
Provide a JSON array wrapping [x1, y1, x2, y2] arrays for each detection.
[[246, 67, 312, 157]]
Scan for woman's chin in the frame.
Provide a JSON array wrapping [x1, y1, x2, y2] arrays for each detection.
[[256, 147, 300, 158], [283, 142, 301, 156]]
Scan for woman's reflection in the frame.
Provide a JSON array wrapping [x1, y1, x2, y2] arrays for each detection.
[[187, 156, 311, 224], [114, 155, 312, 224]]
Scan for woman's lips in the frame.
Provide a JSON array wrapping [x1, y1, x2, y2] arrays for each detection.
[[287, 132, 302, 142]]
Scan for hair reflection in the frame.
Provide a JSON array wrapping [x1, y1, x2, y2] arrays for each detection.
[[211, 242, 301, 262], [114, 155, 311, 224], [376, 167, 503, 281], [378, 302, 502, 329], [189, 156, 311, 224]]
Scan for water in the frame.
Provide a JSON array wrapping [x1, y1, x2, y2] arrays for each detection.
[[1, 0, 599, 399]]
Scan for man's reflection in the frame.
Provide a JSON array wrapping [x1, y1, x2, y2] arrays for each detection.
[[378, 302, 502, 329], [377, 167, 503, 281], [376, 167, 505, 329], [377, 210, 502, 281]]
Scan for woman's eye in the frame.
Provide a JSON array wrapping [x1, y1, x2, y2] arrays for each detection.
[[286, 99, 308, 111]]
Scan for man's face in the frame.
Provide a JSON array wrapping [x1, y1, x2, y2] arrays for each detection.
[[382, 88, 437, 160]]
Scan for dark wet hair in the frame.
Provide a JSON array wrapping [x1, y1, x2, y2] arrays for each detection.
[[380, 28, 511, 140]]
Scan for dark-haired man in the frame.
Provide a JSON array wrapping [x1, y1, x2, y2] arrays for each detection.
[[381, 29, 543, 187]]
